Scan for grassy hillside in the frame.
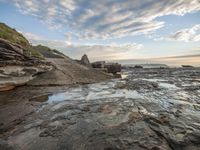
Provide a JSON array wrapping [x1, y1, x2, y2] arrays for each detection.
[[0, 22, 68, 59], [33, 45, 65, 58], [0, 22, 43, 58], [0, 23, 29, 46]]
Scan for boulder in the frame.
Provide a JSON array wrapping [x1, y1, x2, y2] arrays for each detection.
[[92, 61, 121, 74], [182, 65, 194, 68], [92, 61, 106, 68], [80, 54, 91, 67], [134, 65, 143, 68], [104, 63, 121, 74]]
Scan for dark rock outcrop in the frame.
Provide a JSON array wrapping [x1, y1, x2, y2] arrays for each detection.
[[182, 65, 194, 68], [92, 61, 106, 68], [80, 54, 91, 67], [0, 38, 49, 66], [134, 65, 143, 68], [0, 38, 31, 62], [104, 63, 121, 74], [92, 61, 121, 74]]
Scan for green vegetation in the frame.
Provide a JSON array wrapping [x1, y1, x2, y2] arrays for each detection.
[[0, 23, 29, 46], [25, 47, 44, 59], [0, 22, 65, 59], [0, 22, 43, 58], [34, 45, 50, 51], [33, 45, 65, 58]]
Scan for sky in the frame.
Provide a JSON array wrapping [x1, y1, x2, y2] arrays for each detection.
[[0, 0, 200, 66]]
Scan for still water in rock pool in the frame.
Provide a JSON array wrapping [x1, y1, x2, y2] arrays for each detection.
[[31, 79, 143, 103]]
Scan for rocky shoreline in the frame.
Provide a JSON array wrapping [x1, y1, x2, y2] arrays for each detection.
[[1, 23, 200, 150], [0, 67, 200, 150], [0, 38, 113, 92]]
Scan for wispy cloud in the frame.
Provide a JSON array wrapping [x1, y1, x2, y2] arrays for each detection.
[[118, 54, 200, 66], [5, 0, 200, 40], [167, 24, 200, 42], [21, 31, 143, 61], [19, 31, 46, 41], [154, 54, 200, 66], [65, 44, 143, 61]]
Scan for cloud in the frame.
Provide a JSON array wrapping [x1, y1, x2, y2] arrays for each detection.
[[167, 24, 200, 42], [20, 31, 72, 50], [19, 31, 46, 41], [4, 0, 200, 39], [154, 54, 200, 66], [63, 44, 143, 61], [21, 31, 143, 61]]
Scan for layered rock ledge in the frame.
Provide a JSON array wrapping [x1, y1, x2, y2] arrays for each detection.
[[0, 38, 53, 91], [0, 38, 112, 91]]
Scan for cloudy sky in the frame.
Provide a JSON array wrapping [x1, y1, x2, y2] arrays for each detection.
[[0, 0, 200, 65]]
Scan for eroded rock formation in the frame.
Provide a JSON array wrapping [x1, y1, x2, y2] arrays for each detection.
[[80, 54, 91, 67], [0, 38, 52, 91]]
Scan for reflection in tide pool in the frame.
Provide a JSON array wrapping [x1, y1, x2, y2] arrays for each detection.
[[159, 82, 178, 89], [121, 74, 128, 79], [48, 92, 78, 102], [47, 80, 142, 103], [31, 70, 200, 115], [44, 72, 132, 103]]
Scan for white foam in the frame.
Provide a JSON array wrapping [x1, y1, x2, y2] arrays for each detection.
[[159, 83, 178, 89]]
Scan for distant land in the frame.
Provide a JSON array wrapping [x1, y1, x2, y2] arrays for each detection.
[[114, 54, 200, 67]]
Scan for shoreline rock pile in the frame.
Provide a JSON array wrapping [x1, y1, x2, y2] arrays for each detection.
[[92, 61, 121, 74], [77, 54, 122, 76]]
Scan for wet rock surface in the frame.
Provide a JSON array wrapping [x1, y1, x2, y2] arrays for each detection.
[[0, 67, 200, 150]]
